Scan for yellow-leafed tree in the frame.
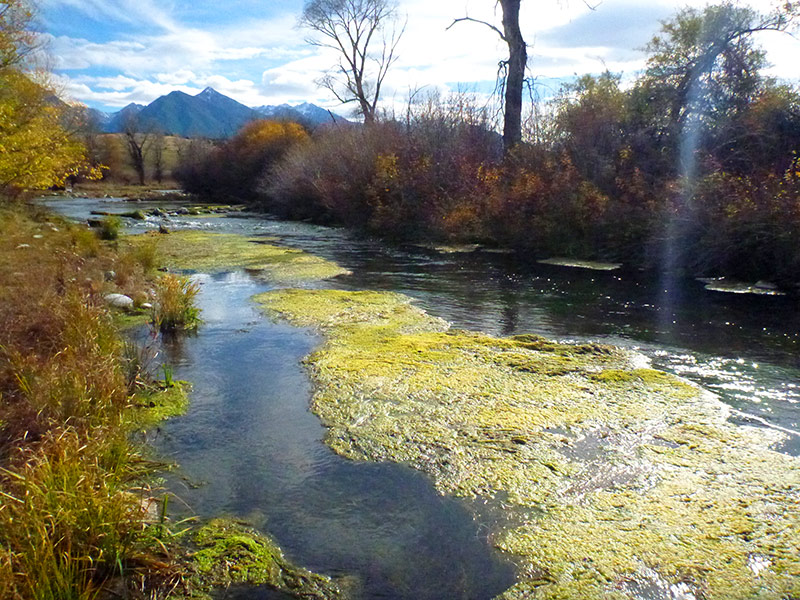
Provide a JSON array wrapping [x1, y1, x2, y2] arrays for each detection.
[[0, 0, 100, 195]]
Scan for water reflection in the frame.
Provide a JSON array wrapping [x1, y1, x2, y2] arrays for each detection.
[[150, 273, 516, 600], [45, 195, 798, 453]]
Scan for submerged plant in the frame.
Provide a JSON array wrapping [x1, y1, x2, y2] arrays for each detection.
[[151, 273, 201, 333], [256, 288, 800, 600], [98, 215, 122, 241]]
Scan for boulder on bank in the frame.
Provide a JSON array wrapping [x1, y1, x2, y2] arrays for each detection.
[[104, 293, 134, 310]]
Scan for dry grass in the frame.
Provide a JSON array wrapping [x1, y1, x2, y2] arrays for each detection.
[[152, 274, 201, 333], [0, 203, 197, 599]]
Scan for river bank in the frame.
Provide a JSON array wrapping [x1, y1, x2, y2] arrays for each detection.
[[0, 204, 347, 599]]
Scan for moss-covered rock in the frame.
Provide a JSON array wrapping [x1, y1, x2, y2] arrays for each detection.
[[127, 382, 190, 431], [125, 231, 350, 282], [190, 518, 341, 598], [255, 288, 800, 600]]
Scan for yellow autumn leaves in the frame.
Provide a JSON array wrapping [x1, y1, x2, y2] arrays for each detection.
[[0, 0, 100, 195]]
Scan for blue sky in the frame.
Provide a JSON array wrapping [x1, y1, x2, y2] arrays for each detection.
[[38, 0, 800, 115]]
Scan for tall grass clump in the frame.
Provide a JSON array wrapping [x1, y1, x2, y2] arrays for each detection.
[[0, 429, 144, 600], [152, 274, 201, 333]]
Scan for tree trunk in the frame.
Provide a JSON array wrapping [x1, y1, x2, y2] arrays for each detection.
[[500, 0, 526, 153]]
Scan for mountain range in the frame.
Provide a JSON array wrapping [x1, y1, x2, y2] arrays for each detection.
[[91, 88, 347, 138]]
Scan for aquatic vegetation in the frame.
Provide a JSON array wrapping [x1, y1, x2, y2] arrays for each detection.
[[190, 518, 341, 598], [537, 258, 622, 271], [98, 215, 122, 240], [127, 381, 190, 431], [126, 230, 350, 282], [152, 273, 201, 333], [256, 288, 800, 599]]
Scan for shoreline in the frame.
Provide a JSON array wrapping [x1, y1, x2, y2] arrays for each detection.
[[0, 204, 345, 599]]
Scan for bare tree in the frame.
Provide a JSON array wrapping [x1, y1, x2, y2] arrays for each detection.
[[448, 1, 526, 154], [449, 1, 601, 154], [121, 114, 156, 185], [151, 132, 166, 183], [301, 0, 404, 124]]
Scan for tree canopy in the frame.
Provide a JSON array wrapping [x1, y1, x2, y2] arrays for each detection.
[[0, 0, 99, 195]]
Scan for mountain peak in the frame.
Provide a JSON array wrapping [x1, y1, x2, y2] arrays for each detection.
[[102, 88, 347, 137], [197, 87, 221, 99]]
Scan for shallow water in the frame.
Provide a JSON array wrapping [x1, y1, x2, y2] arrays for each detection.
[[46, 195, 800, 451], [44, 196, 800, 597], [146, 272, 515, 599]]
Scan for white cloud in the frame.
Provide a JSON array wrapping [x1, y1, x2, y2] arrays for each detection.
[[50, 0, 800, 112], [41, 0, 178, 32]]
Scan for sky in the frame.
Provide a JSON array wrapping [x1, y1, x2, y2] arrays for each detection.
[[37, 0, 800, 115]]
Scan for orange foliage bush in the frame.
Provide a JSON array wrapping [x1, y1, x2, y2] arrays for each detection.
[[176, 119, 309, 201]]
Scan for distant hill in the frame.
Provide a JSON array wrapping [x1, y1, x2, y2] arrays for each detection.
[[106, 103, 144, 133], [99, 88, 346, 138]]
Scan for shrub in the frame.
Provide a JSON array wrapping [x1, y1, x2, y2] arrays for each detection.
[[176, 120, 309, 202], [97, 215, 122, 241]]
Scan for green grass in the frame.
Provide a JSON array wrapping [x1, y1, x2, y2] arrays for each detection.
[[98, 215, 122, 241]]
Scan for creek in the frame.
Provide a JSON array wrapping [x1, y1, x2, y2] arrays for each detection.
[[44, 196, 800, 598]]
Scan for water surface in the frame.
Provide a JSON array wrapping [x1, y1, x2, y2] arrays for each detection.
[[45, 196, 800, 598]]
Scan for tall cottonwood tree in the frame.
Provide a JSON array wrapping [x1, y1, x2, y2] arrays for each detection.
[[635, 1, 799, 175], [301, 0, 404, 124], [449, 0, 526, 153]]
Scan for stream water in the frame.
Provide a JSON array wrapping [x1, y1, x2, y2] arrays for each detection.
[[45, 196, 800, 598]]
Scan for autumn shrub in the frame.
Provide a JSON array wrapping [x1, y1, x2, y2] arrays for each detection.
[[267, 95, 502, 240], [176, 119, 309, 202], [267, 121, 402, 224], [687, 162, 800, 283]]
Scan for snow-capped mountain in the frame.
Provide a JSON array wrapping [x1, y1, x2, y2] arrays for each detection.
[[99, 88, 347, 138]]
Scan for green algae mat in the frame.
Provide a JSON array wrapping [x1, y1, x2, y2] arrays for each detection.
[[255, 288, 800, 600], [125, 231, 349, 282], [188, 519, 341, 599]]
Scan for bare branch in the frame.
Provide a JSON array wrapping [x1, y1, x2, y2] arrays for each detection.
[[301, 0, 403, 123], [447, 16, 506, 42]]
